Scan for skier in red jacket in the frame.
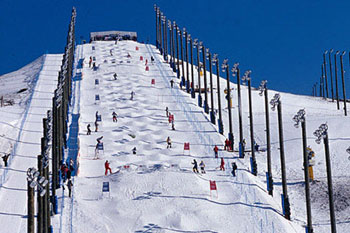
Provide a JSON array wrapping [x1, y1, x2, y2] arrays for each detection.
[[213, 145, 219, 158], [224, 138, 230, 151], [220, 158, 225, 171], [105, 160, 112, 175]]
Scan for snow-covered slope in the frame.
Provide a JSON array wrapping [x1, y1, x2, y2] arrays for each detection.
[[60, 40, 350, 233], [0, 54, 62, 233], [0, 55, 45, 104], [0, 56, 45, 163], [1, 40, 349, 233], [52, 40, 295, 233]]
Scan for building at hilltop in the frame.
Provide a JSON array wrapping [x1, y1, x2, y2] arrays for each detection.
[[90, 30, 137, 42]]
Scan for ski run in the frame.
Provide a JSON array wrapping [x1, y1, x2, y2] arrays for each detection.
[[0, 40, 350, 232]]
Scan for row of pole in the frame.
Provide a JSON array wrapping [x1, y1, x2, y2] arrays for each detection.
[[154, 4, 284, 219], [27, 7, 76, 233], [51, 6, 76, 216], [314, 50, 347, 116], [312, 50, 341, 232], [155, 5, 241, 153], [155, 5, 338, 233], [27, 110, 52, 233]]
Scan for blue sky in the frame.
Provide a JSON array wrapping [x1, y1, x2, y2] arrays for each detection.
[[1, 0, 350, 96]]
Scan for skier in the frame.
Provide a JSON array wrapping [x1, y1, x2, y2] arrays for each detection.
[[132, 147, 137, 155], [113, 73, 117, 80], [231, 162, 238, 177], [127, 53, 131, 58], [2, 153, 10, 167], [165, 107, 169, 117], [92, 62, 96, 70], [94, 120, 99, 132], [192, 159, 199, 173], [168, 112, 172, 122], [151, 56, 155, 63], [61, 164, 68, 182], [96, 136, 103, 144], [110, 49, 113, 56], [95, 140, 103, 158], [170, 79, 174, 88], [94, 145, 99, 159], [105, 160, 112, 175], [213, 145, 219, 158], [166, 136, 172, 149], [66, 169, 72, 181], [242, 139, 246, 150], [87, 124, 91, 135], [199, 160, 206, 174], [220, 158, 225, 171], [95, 111, 99, 121], [89, 56, 92, 68], [112, 111, 117, 122], [224, 138, 230, 151], [130, 91, 135, 100], [67, 179, 73, 198], [254, 142, 260, 152], [145, 59, 148, 66], [171, 119, 175, 130]]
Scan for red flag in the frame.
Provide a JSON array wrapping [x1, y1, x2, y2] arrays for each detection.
[[184, 142, 190, 150], [209, 180, 217, 191]]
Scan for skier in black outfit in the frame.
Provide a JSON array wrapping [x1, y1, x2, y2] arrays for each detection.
[[254, 142, 260, 152], [165, 107, 169, 117], [166, 136, 172, 149], [231, 162, 238, 177], [192, 159, 199, 173], [2, 153, 10, 167], [96, 136, 103, 144], [170, 80, 174, 88], [87, 124, 91, 135], [130, 91, 135, 100]]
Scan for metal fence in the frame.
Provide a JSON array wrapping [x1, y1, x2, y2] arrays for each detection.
[[147, 43, 294, 233]]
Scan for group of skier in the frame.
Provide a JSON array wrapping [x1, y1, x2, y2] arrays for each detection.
[[163, 85, 239, 178], [192, 159, 206, 174], [87, 110, 118, 134], [86, 50, 242, 182], [165, 107, 175, 130], [60, 159, 74, 197], [191, 157, 237, 177], [85, 50, 159, 176]]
